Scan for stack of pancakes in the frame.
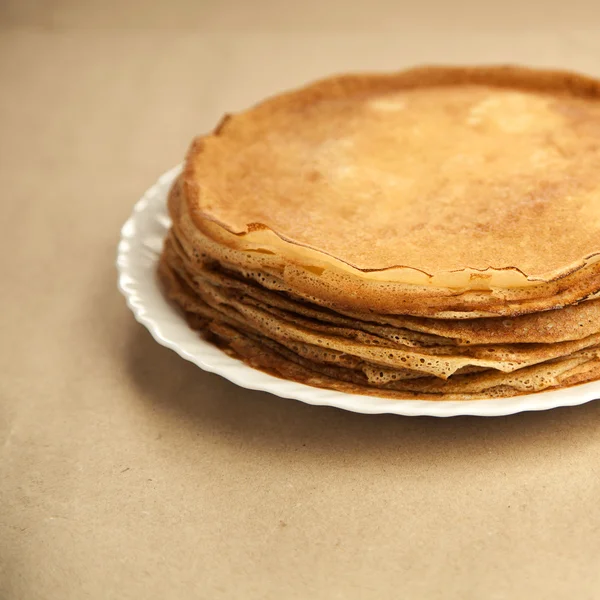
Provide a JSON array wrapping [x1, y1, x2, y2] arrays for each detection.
[[159, 65, 600, 400]]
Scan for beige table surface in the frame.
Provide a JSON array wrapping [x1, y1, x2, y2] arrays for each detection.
[[2, 1, 600, 598]]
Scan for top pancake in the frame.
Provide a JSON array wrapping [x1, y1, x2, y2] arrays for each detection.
[[182, 65, 600, 292]]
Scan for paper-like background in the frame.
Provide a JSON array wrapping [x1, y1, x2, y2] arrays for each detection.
[[2, 1, 600, 598]]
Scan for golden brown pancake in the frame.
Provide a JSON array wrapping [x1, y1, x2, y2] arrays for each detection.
[[183, 66, 600, 289], [159, 65, 600, 400]]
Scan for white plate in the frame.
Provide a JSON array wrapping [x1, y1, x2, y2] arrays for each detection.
[[117, 167, 600, 417]]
